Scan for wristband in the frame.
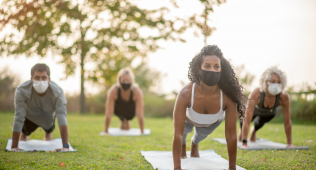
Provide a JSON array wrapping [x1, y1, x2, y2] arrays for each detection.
[[63, 143, 69, 148]]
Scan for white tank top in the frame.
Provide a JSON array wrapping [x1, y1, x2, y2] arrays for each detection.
[[186, 82, 225, 127]]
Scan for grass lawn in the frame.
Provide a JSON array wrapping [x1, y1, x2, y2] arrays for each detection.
[[0, 113, 315, 169]]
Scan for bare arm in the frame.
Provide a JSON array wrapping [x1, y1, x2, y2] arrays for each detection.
[[104, 86, 116, 133], [281, 92, 293, 146], [241, 89, 260, 147], [135, 88, 144, 134], [172, 87, 190, 170], [224, 96, 237, 170]]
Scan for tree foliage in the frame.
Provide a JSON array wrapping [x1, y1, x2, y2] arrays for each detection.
[[0, 0, 226, 113]]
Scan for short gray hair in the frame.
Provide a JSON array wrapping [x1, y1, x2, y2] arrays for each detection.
[[260, 66, 287, 92]]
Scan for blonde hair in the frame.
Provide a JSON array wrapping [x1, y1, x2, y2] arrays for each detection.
[[116, 67, 137, 89], [260, 66, 287, 92]]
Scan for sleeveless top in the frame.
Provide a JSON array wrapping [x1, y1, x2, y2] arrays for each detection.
[[114, 88, 136, 116], [253, 92, 280, 117], [185, 83, 225, 127]]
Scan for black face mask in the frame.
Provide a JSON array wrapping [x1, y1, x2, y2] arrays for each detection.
[[200, 69, 221, 86], [120, 83, 131, 91]]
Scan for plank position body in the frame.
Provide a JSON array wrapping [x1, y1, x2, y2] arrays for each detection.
[[103, 67, 145, 134], [239, 66, 294, 148], [172, 45, 245, 170], [11, 63, 69, 151]]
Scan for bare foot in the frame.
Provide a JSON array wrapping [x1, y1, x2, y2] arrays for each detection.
[[120, 119, 130, 130], [181, 143, 187, 159], [19, 133, 28, 141], [249, 126, 256, 142], [44, 133, 53, 141], [238, 128, 242, 142], [190, 140, 200, 157]]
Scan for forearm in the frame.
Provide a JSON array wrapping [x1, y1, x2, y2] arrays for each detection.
[[137, 112, 144, 133], [172, 136, 182, 170], [11, 132, 21, 148], [226, 135, 237, 169], [105, 113, 112, 132], [59, 126, 68, 145], [284, 122, 292, 144], [241, 122, 250, 140]]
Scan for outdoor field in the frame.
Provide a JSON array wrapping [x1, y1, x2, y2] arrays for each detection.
[[0, 113, 315, 169]]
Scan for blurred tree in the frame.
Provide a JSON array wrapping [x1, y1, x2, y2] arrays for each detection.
[[234, 64, 255, 96], [0, 0, 193, 114], [0, 66, 20, 112], [199, 0, 226, 45]]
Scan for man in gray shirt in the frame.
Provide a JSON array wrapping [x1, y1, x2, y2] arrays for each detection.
[[11, 63, 70, 151]]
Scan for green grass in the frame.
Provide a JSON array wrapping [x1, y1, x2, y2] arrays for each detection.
[[0, 113, 315, 169]]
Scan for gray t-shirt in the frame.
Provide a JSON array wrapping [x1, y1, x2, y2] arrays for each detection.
[[13, 80, 67, 132]]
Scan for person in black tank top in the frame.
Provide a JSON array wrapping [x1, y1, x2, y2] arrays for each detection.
[[239, 66, 295, 148], [114, 88, 136, 121], [103, 67, 145, 134]]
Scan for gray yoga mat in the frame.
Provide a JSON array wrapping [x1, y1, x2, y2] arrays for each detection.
[[213, 138, 309, 150], [5, 138, 76, 152], [100, 128, 151, 136], [141, 150, 246, 170]]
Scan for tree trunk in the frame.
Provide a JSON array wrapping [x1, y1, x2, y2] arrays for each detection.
[[80, 29, 87, 114]]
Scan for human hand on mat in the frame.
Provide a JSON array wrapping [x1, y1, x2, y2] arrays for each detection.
[[10, 147, 24, 151], [101, 131, 111, 135], [286, 144, 296, 148], [55, 148, 70, 152], [240, 144, 249, 148]]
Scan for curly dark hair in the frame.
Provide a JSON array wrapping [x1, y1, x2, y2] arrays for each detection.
[[188, 45, 245, 119]]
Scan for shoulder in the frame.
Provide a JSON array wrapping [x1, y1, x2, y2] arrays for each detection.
[[279, 91, 290, 105], [133, 87, 143, 98], [250, 88, 261, 99], [107, 84, 119, 97], [16, 80, 32, 99], [221, 90, 235, 107], [49, 81, 64, 96], [17, 80, 32, 88], [177, 82, 194, 102]]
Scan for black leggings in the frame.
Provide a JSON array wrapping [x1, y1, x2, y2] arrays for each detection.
[[240, 114, 275, 132]]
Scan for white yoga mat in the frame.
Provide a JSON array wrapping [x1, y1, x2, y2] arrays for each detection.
[[5, 138, 76, 152], [99, 128, 151, 136], [213, 138, 309, 150], [141, 150, 246, 170]]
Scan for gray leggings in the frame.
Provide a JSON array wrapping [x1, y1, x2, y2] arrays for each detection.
[[182, 115, 224, 144]]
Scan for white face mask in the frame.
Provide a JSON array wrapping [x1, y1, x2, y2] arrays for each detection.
[[267, 83, 282, 95], [33, 80, 49, 94]]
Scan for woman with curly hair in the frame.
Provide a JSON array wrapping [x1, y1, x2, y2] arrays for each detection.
[[239, 66, 295, 148], [172, 45, 245, 170]]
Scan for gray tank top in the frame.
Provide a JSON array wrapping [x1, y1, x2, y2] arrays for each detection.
[[253, 92, 280, 117]]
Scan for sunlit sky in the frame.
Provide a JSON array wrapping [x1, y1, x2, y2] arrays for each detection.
[[1, 0, 316, 95]]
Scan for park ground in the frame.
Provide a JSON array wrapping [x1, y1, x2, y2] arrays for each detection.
[[0, 113, 315, 169]]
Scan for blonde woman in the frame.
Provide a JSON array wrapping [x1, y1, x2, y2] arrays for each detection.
[[239, 66, 294, 148], [103, 67, 144, 134]]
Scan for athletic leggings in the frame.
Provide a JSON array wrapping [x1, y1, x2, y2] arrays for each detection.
[[182, 115, 224, 144], [240, 114, 275, 132]]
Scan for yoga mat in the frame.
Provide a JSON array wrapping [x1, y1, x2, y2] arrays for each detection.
[[141, 150, 246, 170], [5, 138, 76, 152], [213, 138, 309, 150], [100, 128, 151, 136]]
